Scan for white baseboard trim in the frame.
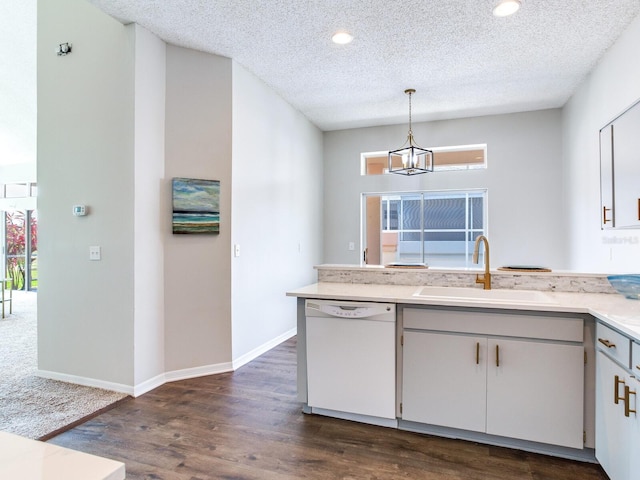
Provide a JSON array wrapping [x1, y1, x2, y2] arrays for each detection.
[[232, 327, 297, 370], [132, 373, 166, 397], [37, 329, 297, 398], [164, 361, 234, 384], [36, 369, 134, 396]]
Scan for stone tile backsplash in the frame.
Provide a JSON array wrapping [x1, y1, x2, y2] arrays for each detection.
[[316, 265, 617, 294]]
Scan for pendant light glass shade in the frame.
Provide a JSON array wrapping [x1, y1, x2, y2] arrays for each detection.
[[388, 89, 434, 175]]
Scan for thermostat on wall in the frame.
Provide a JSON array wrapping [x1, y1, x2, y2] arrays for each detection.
[[73, 205, 87, 216]]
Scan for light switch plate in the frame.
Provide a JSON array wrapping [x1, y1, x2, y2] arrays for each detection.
[[89, 246, 101, 261]]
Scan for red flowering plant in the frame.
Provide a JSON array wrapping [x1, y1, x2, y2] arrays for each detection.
[[5, 211, 37, 290]]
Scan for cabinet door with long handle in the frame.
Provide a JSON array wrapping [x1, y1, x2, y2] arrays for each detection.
[[596, 351, 634, 480], [600, 124, 614, 229], [612, 101, 640, 228], [486, 338, 584, 449], [628, 375, 640, 479], [402, 331, 486, 432]]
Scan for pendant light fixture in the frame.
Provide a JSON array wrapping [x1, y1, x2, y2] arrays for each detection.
[[388, 89, 434, 175]]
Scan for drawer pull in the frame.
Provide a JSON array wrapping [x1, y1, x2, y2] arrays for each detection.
[[603, 206, 612, 224], [636, 365, 640, 371], [598, 338, 616, 349], [615, 375, 626, 405], [476, 342, 480, 365], [625, 385, 637, 417], [496, 345, 500, 368]]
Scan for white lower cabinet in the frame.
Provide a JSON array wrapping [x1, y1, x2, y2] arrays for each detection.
[[485, 338, 584, 448], [631, 343, 640, 475], [631, 378, 640, 477], [403, 331, 487, 432], [595, 330, 640, 480], [401, 308, 585, 449]]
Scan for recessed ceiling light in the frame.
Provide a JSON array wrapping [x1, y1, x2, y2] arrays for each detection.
[[493, 0, 521, 17], [332, 31, 353, 45]]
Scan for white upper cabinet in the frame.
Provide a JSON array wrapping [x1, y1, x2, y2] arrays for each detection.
[[600, 124, 614, 229], [600, 99, 640, 229]]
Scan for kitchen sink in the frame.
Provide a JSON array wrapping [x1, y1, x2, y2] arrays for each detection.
[[412, 286, 558, 305]]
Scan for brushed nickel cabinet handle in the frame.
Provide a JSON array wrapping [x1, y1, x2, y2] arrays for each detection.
[[598, 338, 616, 349], [476, 342, 480, 365], [604, 206, 612, 224], [496, 345, 500, 368]]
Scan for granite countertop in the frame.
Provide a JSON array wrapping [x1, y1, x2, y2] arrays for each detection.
[[287, 282, 640, 342]]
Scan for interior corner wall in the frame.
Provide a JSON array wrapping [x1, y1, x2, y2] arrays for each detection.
[[133, 24, 166, 386], [37, 0, 135, 387], [323, 109, 565, 270], [164, 46, 233, 372], [231, 63, 323, 363], [562, 12, 640, 273]]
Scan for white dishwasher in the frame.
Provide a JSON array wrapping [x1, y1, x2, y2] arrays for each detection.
[[305, 299, 396, 426]]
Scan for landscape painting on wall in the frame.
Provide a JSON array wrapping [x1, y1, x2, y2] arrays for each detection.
[[172, 178, 220, 234]]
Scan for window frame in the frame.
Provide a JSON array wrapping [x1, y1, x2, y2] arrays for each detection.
[[362, 188, 488, 267]]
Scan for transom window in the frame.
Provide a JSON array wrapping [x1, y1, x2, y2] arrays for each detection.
[[1, 183, 37, 198], [363, 189, 487, 268], [361, 144, 487, 175]]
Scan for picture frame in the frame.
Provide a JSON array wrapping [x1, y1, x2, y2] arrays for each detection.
[[172, 177, 220, 234]]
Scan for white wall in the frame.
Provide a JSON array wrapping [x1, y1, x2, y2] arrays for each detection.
[[164, 45, 233, 373], [0, 0, 37, 175], [563, 13, 640, 273], [37, 0, 135, 387], [36, 3, 320, 392], [323, 109, 566, 270], [231, 64, 323, 363], [133, 25, 166, 388]]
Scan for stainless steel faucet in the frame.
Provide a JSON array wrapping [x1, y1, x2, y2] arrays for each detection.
[[472, 235, 491, 290]]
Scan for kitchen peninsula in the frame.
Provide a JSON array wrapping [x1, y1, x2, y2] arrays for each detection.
[[288, 265, 640, 480]]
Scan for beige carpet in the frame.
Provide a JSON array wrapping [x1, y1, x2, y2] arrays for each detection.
[[0, 291, 128, 440]]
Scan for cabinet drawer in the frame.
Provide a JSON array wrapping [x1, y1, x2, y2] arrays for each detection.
[[632, 341, 640, 374], [596, 323, 631, 368], [403, 307, 583, 342]]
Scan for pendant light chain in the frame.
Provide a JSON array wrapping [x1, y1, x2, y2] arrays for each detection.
[[405, 88, 416, 144], [408, 90, 413, 136]]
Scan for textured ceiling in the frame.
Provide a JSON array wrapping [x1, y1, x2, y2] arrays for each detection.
[[88, 0, 640, 131]]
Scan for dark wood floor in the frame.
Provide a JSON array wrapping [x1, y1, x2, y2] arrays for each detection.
[[48, 337, 608, 480]]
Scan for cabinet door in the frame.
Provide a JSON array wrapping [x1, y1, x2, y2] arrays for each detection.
[[596, 351, 632, 480], [613, 102, 640, 228], [600, 124, 615, 228], [628, 375, 640, 477], [402, 331, 486, 432], [486, 339, 584, 448]]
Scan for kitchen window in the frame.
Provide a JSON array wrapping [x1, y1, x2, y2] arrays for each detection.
[[363, 189, 487, 267], [361, 144, 486, 175]]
